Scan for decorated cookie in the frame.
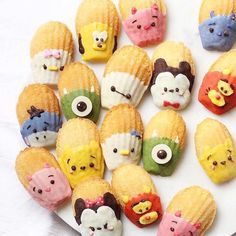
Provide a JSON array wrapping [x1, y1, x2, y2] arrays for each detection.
[[56, 118, 104, 188], [158, 186, 216, 236], [102, 45, 152, 109], [195, 118, 236, 184], [143, 110, 186, 176], [16, 84, 62, 147], [58, 62, 100, 123], [119, 0, 167, 47], [72, 178, 122, 236], [75, 0, 120, 62], [30, 21, 74, 85], [151, 41, 195, 110], [112, 164, 162, 228], [100, 104, 144, 171], [15, 148, 71, 210], [199, 0, 236, 51]]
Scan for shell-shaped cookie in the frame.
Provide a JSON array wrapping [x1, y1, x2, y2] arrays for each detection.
[[111, 164, 162, 228], [15, 148, 71, 210], [158, 186, 216, 236], [75, 0, 120, 62], [151, 41, 195, 110], [72, 178, 122, 236], [102, 45, 152, 109], [195, 118, 236, 184], [56, 118, 104, 188], [119, 0, 167, 47], [16, 84, 62, 147], [143, 110, 186, 176], [30, 21, 74, 86], [100, 104, 144, 171], [58, 62, 101, 123]]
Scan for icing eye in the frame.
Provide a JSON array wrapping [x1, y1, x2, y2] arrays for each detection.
[[43, 127, 47, 131], [151, 22, 156, 27], [33, 187, 36, 192], [60, 66, 64, 71], [89, 163, 94, 168], [50, 180, 55, 184], [97, 227, 102, 230], [176, 88, 179, 92], [33, 129, 37, 133], [137, 25, 141, 29], [209, 28, 214, 33], [126, 94, 132, 99], [131, 148, 135, 153], [151, 144, 172, 164], [71, 166, 76, 171], [80, 166, 86, 170], [213, 161, 218, 166], [104, 223, 108, 229], [164, 87, 168, 92], [224, 31, 229, 37], [96, 38, 99, 41], [113, 148, 118, 153], [228, 156, 233, 161], [43, 64, 47, 70], [111, 86, 116, 92], [38, 189, 42, 194], [170, 227, 175, 232], [90, 227, 95, 232], [100, 38, 104, 42], [71, 96, 92, 117]]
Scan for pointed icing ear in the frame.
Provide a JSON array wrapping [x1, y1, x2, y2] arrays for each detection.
[[152, 4, 159, 11], [210, 11, 215, 18], [175, 211, 181, 217], [103, 192, 121, 220], [154, 59, 169, 73], [74, 198, 86, 225], [131, 7, 137, 15], [194, 222, 201, 229], [26, 176, 32, 181], [122, 195, 130, 204], [179, 61, 191, 74], [144, 185, 151, 193], [44, 163, 50, 168]]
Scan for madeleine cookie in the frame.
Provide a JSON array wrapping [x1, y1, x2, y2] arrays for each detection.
[[100, 104, 144, 171], [16, 84, 62, 147], [102, 45, 152, 109], [158, 186, 216, 236], [119, 0, 167, 47], [15, 148, 71, 210], [58, 62, 100, 123], [195, 118, 236, 184], [143, 110, 186, 176], [151, 41, 195, 110], [75, 0, 120, 62], [72, 178, 122, 236], [30, 21, 74, 85], [199, 0, 236, 51], [112, 164, 162, 228]]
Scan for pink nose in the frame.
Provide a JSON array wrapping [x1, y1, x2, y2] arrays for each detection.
[[45, 187, 51, 192], [145, 216, 151, 221], [144, 25, 151, 30], [215, 94, 221, 100]]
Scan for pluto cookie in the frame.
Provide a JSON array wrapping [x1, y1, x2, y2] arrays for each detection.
[[119, 0, 167, 47], [199, 0, 236, 51], [102, 45, 152, 109], [158, 186, 216, 236], [15, 148, 71, 210], [72, 178, 122, 236], [143, 110, 186, 176], [195, 118, 236, 184], [56, 118, 104, 188], [112, 164, 162, 228], [75, 0, 120, 62], [30, 21, 74, 85], [151, 41, 195, 110], [58, 62, 100, 123], [100, 104, 144, 171], [16, 84, 62, 147]]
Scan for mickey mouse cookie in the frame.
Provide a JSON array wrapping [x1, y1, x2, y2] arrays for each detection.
[[75, 0, 120, 62], [15, 148, 71, 210], [119, 0, 167, 47], [58, 62, 100, 123], [16, 84, 62, 147], [30, 21, 74, 86]]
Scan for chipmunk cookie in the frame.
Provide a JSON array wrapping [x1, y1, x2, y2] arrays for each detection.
[[112, 164, 162, 228], [143, 110, 186, 176], [15, 148, 71, 210], [72, 178, 122, 236], [75, 0, 120, 62], [195, 118, 236, 184], [199, 0, 236, 51], [58, 62, 100, 123], [16, 84, 62, 147], [119, 0, 167, 47], [157, 186, 216, 236], [102, 45, 152, 109], [151, 41, 195, 110], [30, 21, 74, 85], [56, 118, 104, 188], [100, 104, 144, 171]]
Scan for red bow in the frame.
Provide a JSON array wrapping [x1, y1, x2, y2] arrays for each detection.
[[163, 101, 180, 109]]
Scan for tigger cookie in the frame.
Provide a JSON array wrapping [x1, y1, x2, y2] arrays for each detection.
[[16, 84, 62, 147], [75, 0, 120, 62], [112, 164, 162, 228], [58, 62, 100, 123], [15, 148, 71, 210]]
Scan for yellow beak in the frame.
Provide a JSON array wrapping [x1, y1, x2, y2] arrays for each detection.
[[48, 66, 58, 71], [120, 150, 130, 156]]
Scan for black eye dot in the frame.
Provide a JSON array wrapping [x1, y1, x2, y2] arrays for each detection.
[[220, 87, 224, 91], [164, 87, 168, 92], [131, 148, 135, 153], [176, 88, 179, 92], [89, 163, 94, 168], [38, 189, 42, 194], [43, 127, 47, 131], [151, 22, 155, 27], [33, 129, 37, 133], [90, 227, 95, 232], [228, 156, 233, 161], [111, 86, 116, 92], [101, 38, 104, 42], [126, 94, 131, 99], [213, 161, 218, 166], [157, 150, 167, 159], [113, 148, 118, 153], [96, 38, 99, 41], [43, 64, 47, 70], [137, 25, 141, 29], [224, 31, 229, 37], [50, 180, 55, 185], [139, 209, 143, 213], [97, 227, 102, 230], [60, 66, 64, 71], [146, 207, 149, 210], [170, 227, 175, 232], [209, 28, 214, 33], [33, 187, 36, 192], [104, 223, 108, 229], [71, 165, 76, 171], [77, 101, 87, 112]]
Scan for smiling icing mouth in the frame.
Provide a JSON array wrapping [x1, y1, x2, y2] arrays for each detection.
[[110, 86, 131, 100]]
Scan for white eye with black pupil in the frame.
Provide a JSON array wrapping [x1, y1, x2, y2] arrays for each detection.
[[151, 144, 172, 164], [71, 96, 92, 117]]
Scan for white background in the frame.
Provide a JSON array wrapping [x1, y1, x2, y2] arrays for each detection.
[[0, 0, 236, 235]]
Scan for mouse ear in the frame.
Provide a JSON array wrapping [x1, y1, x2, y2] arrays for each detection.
[[152, 58, 169, 85], [131, 7, 137, 15], [103, 192, 121, 220], [210, 11, 215, 18], [179, 61, 191, 74], [74, 198, 86, 225]]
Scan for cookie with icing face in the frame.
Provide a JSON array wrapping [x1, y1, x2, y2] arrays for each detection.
[[75, 0, 120, 62], [199, 0, 236, 51], [100, 104, 144, 171], [16, 84, 62, 147], [102, 45, 152, 109], [58, 62, 100, 123], [15, 148, 71, 210], [112, 164, 162, 228], [119, 0, 167, 47], [30, 21, 74, 86]]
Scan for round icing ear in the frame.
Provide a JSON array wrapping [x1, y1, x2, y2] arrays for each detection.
[[152, 4, 159, 11], [74, 198, 86, 225], [210, 11, 215, 18], [175, 211, 182, 217], [26, 176, 32, 181], [103, 192, 121, 220], [194, 222, 201, 229], [44, 163, 50, 168], [131, 7, 137, 15]]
